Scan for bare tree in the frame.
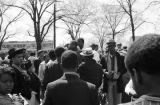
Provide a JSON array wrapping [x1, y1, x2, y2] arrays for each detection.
[[102, 4, 128, 39], [8, 0, 59, 50], [0, 1, 22, 50], [90, 17, 109, 54], [117, 0, 146, 41], [60, 0, 95, 40]]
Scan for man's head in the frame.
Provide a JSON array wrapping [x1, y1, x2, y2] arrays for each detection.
[[68, 40, 78, 51], [80, 47, 94, 60], [9, 49, 24, 66], [117, 43, 122, 49], [125, 34, 160, 96], [77, 38, 84, 50], [48, 50, 56, 61], [30, 52, 35, 56], [107, 39, 116, 53], [0, 67, 14, 95], [37, 50, 44, 60], [90, 44, 96, 50], [95, 44, 99, 51], [61, 50, 79, 72], [55, 46, 65, 58]]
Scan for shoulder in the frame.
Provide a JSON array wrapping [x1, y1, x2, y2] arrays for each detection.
[[119, 102, 132, 105], [47, 78, 65, 89], [86, 81, 96, 89], [46, 61, 59, 69]]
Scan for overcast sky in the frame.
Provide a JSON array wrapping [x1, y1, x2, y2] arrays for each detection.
[[4, 0, 160, 47]]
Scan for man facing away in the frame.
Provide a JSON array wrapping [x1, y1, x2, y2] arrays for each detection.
[[120, 34, 160, 105], [42, 47, 65, 98], [43, 50, 99, 105]]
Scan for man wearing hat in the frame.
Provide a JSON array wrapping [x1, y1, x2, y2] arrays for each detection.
[[78, 47, 103, 89], [9, 48, 41, 104], [100, 39, 126, 105]]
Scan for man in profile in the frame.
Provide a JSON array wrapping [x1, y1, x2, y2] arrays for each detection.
[[43, 50, 99, 105], [120, 34, 160, 105]]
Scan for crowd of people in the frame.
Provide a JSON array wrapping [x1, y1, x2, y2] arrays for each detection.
[[0, 34, 160, 105]]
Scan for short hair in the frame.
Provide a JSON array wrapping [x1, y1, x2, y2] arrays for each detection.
[[77, 38, 84, 43], [0, 66, 15, 79], [90, 44, 96, 50], [68, 40, 78, 51], [30, 52, 35, 56], [37, 50, 44, 56], [55, 47, 65, 58], [8, 48, 15, 55], [70, 40, 77, 46], [125, 34, 160, 75], [49, 50, 56, 60], [61, 50, 78, 69]]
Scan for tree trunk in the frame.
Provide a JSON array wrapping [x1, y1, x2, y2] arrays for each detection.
[[36, 37, 42, 51], [113, 34, 115, 39], [130, 15, 135, 41], [0, 42, 2, 50], [129, 3, 135, 42]]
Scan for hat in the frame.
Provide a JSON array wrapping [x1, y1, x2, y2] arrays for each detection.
[[37, 50, 44, 56], [107, 39, 116, 45], [117, 42, 122, 45], [80, 47, 94, 56], [8, 48, 25, 59]]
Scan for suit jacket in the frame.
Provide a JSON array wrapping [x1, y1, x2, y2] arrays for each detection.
[[43, 73, 99, 105], [42, 60, 63, 92], [100, 52, 127, 93], [77, 59, 103, 88]]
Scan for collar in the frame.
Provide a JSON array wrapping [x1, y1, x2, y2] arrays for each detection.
[[12, 64, 22, 72], [64, 72, 80, 78]]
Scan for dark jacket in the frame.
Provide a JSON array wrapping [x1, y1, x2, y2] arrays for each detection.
[[34, 58, 41, 75], [11, 66, 41, 102], [42, 60, 63, 92], [77, 59, 103, 88], [11, 66, 31, 99], [43, 73, 99, 105], [100, 52, 127, 93]]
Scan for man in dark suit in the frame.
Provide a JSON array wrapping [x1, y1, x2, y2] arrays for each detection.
[[100, 39, 126, 105], [42, 47, 65, 98], [43, 50, 99, 105], [34, 50, 44, 75]]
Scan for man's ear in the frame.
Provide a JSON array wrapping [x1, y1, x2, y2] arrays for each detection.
[[132, 68, 142, 84]]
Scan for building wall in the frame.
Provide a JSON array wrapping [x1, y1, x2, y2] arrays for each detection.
[[2, 41, 53, 50]]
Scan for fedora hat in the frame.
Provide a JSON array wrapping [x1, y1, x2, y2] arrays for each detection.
[[80, 47, 94, 56]]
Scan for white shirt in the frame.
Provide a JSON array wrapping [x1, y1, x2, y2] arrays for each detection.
[[28, 56, 37, 63], [93, 50, 100, 62], [46, 60, 55, 66], [125, 79, 136, 95], [38, 61, 47, 81]]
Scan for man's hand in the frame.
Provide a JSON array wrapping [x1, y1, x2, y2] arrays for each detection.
[[113, 72, 120, 80], [104, 71, 114, 79]]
